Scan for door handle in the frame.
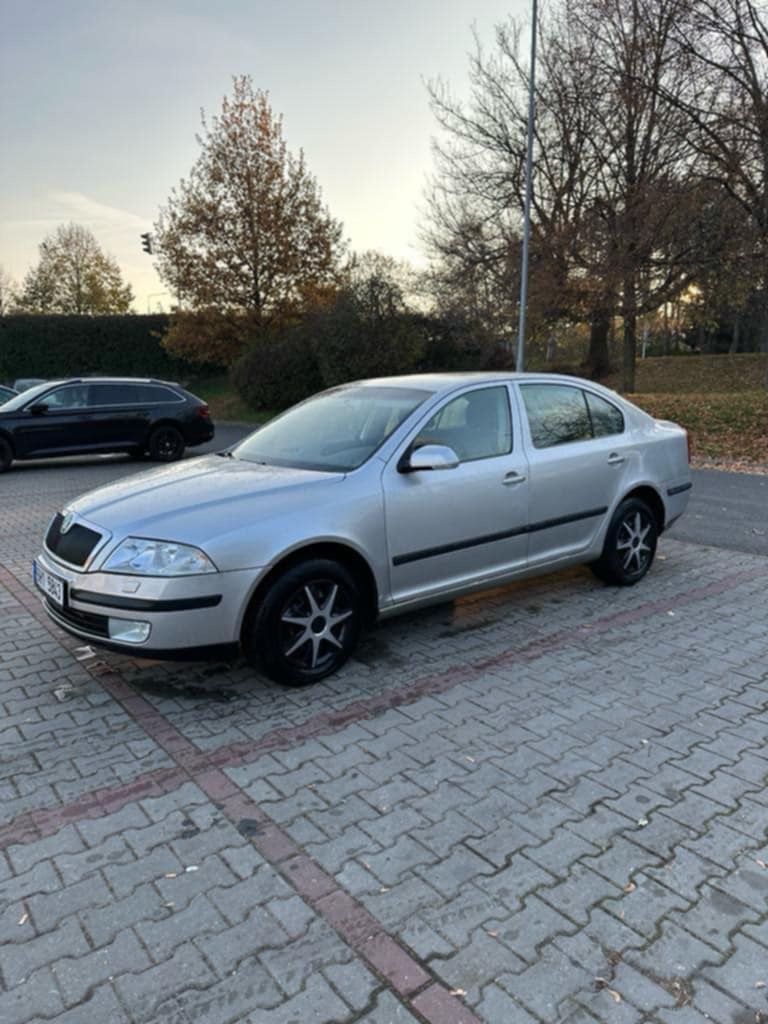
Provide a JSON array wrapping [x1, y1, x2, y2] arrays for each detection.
[[607, 453, 626, 465], [502, 471, 527, 485]]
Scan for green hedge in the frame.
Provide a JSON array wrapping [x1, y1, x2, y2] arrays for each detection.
[[0, 314, 218, 384]]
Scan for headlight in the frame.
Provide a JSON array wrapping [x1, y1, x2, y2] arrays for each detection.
[[103, 538, 218, 576]]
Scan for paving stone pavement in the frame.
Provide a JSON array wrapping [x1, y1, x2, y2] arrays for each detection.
[[2, 457, 768, 1024]]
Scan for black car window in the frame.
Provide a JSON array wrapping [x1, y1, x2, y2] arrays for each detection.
[[415, 386, 513, 462], [521, 384, 592, 448], [585, 390, 625, 437], [40, 385, 90, 411], [88, 384, 140, 406], [135, 384, 181, 404]]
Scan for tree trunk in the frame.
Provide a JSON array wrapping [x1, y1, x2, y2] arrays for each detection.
[[729, 317, 739, 354], [586, 308, 612, 378], [622, 273, 637, 393], [663, 303, 671, 356]]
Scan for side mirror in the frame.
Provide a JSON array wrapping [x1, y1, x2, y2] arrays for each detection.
[[400, 444, 460, 473], [29, 403, 49, 415]]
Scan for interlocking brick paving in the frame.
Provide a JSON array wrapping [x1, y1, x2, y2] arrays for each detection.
[[2, 457, 768, 1023]]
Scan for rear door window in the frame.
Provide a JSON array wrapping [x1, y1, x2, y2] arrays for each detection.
[[520, 384, 592, 448], [88, 384, 140, 406]]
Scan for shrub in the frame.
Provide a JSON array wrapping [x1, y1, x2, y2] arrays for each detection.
[[312, 293, 424, 387], [231, 325, 323, 410]]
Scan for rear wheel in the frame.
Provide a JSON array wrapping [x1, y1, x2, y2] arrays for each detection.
[[0, 437, 12, 472], [243, 558, 363, 685], [148, 425, 185, 462], [590, 497, 658, 586]]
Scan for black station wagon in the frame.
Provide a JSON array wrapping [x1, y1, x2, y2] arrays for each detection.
[[0, 377, 214, 472]]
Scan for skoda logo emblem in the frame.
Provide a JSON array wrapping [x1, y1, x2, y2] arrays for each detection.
[[60, 512, 75, 535]]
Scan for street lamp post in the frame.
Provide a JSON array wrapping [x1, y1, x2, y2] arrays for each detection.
[[516, 0, 538, 373]]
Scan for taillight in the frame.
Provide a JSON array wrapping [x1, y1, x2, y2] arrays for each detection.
[[196, 405, 211, 419]]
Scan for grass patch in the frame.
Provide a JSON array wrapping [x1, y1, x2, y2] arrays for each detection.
[[611, 352, 767, 393], [185, 373, 273, 425]]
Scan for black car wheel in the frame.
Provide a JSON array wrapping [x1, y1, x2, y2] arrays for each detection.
[[0, 437, 12, 472], [590, 497, 658, 586], [148, 425, 185, 462], [243, 558, 363, 685]]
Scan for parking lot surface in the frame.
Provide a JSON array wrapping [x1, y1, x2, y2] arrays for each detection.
[[2, 455, 768, 1024]]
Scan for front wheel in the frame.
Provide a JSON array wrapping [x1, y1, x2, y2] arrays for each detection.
[[243, 558, 363, 685], [148, 425, 185, 462], [590, 497, 658, 586]]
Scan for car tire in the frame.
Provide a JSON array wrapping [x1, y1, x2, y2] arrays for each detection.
[[243, 558, 363, 685], [148, 425, 185, 462], [590, 497, 658, 586], [0, 437, 12, 472]]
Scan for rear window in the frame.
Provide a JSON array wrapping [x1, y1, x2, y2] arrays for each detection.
[[135, 384, 182, 403], [585, 391, 624, 437]]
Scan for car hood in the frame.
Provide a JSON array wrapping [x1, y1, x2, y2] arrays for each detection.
[[68, 455, 346, 542]]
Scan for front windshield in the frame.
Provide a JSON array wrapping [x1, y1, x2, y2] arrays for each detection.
[[0, 381, 61, 412], [233, 385, 434, 472]]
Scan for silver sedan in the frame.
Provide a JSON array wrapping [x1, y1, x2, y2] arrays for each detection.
[[34, 372, 691, 684]]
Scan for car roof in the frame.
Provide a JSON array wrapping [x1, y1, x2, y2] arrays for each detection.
[[37, 377, 179, 387], [350, 371, 624, 399]]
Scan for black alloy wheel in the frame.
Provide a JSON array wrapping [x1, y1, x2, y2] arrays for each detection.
[[590, 497, 658, 586], [148, 425, 185, 462], [244, 558, 363, 685]]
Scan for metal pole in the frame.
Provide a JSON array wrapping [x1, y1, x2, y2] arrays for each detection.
[[516, 0, 538, 373]]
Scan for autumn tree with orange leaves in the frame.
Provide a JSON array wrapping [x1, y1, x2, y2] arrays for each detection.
[[155, 76, 345, 364]]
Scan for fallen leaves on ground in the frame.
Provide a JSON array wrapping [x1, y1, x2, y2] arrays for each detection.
[[630, 390, 767, 465]]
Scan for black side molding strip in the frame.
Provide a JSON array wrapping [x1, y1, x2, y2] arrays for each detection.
[[70, 590, 222, 613], [393, 507, 608, 567], [667, 483, 692, 496]]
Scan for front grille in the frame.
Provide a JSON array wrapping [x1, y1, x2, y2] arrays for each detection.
[[46, 599, 110, 638], [45, 513, 101, 567]]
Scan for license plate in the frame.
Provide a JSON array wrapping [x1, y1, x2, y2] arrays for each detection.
[[33, 561, 67, 607]]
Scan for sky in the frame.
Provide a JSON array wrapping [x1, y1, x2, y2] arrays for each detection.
[[0, 0, 529, 313]]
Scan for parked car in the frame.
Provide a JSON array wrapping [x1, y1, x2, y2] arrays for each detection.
[[0, 385, 18, 404], [13, 378, 48, 392], [0, 377, 214, 471], [34, 372, 691, 684]]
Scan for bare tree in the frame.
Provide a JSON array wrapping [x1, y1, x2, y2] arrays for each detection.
[[662, 0, 768, 365], [425, 0, 709, 388]]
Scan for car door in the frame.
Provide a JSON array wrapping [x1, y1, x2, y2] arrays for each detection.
[[85, 383, 146, 448], [516, 382, 633, 565], [383, 384, 530, 606], [12, 383, 91, 457]]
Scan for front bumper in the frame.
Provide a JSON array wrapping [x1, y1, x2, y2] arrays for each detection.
[[35, 549, 259, 657]]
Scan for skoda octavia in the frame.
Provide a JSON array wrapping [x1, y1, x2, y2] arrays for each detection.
[[34, 373, 691, 684]]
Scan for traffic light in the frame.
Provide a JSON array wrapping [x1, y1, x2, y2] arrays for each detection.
[[140, 232, 153, 255]]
